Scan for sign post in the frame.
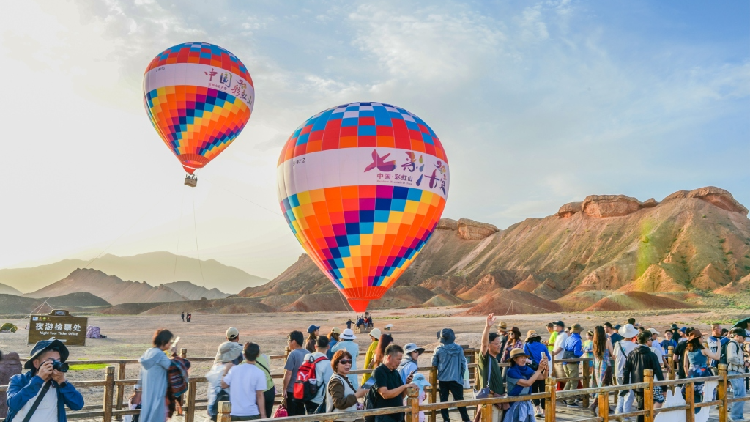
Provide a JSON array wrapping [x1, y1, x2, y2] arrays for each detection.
[[28, 310, 88, 347]]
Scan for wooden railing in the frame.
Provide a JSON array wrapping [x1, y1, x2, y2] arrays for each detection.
[[2, 345, 746, 422]]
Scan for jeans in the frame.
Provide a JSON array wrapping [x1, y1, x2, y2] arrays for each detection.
[[564, 362, 579, 392], [285, 396, 307, 416], [304, 399, 320, 415], [375, 413, 405, 422], [263, 386, 275, 418], [730, 370, 746, 421], [615, 377, 634, 414], [438, 381, 470, 422], [231, 416, 260, 421]]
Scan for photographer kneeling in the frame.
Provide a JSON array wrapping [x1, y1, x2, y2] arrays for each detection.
[[5, 339, 84, 422]]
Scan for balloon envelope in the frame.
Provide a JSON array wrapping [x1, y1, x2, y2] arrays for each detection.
[[277, 102, 450, 312], [143, 42, 254, 174]]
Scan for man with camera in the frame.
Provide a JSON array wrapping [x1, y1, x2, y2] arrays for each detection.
[[5, 339, 84, 422]]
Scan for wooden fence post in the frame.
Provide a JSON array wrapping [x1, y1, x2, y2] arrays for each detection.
[[643, 369, 654, 422], [218, 401, 232, 422], [429, 366, 438, 422], [185, 378, 198, 422], [103, 366, 115, 422], [717, 363, 728, 422], [481, 398, 492, 422], [114, 361, 126, 421], [545, 377, 556, 422], [408, 387, 420, 422], [686, 381, 695, 422], [598, 390, 610, 422], [582, 358, 590, 408], [667, 346, 675, 395]]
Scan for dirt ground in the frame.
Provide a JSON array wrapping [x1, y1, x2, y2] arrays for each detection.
[[0, 306, 747, 421]]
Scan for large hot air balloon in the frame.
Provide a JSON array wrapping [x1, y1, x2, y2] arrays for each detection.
[[277, 102, 450, 312], [143, 42, 254, 186]]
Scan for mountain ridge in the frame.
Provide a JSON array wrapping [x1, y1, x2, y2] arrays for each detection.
[[0, 252, 267, 294]]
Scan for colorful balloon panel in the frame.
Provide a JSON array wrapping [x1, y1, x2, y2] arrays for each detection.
[[277, 102, 450, 312], [143, 42, 254, 174]]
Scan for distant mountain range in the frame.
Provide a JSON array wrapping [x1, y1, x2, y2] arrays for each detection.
[[0, 283, 22, 296], [0, 252, 268, 294], [25, 269, 231, 305]]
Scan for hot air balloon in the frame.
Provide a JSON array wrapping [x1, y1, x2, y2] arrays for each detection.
[[277, 102, 450, 312], [143, 42, 254, 186]]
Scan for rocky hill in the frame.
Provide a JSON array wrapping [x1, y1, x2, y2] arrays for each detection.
[[240, 186, 750, 314], [0, 252, 267, 294], [26, 269, 190, 305], [163, 281, 229, 300], [0, 283, 22, 296], [0, 291, 110, 315]]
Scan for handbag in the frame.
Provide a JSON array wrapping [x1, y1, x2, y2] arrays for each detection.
[[474, 353, 492, 399], [273, 404, 288, 418]]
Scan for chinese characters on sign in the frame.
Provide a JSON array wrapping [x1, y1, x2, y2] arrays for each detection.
[[28, 310, 88, 346]]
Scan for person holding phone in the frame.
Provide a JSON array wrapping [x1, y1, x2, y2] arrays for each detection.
[[139, 329, 179, 422], [523, 330, 550, 417], [504, 348, 547, 422], [327, 350, 368, 421]]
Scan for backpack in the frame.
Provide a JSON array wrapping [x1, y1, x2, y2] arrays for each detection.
[[720, 340, 739, 366], [167, 356, 191, 398], [293, 355, 328, 400]]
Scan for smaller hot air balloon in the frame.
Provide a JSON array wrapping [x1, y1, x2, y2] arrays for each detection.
[[277, 102, 450, 312], [143, 42, 254, 186]]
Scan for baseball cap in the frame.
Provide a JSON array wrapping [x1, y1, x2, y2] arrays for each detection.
[[330, 327, 341, 334], [404, 343, 425, 355], [648, 328, 659, 335], [226, 327, 240, 339], [308, 325, 320, 334]]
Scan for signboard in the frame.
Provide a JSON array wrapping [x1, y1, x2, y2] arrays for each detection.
[[28, 310, 87, 346]]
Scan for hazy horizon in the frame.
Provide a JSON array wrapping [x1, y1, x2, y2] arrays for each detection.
[[2, 0, 748, 279]]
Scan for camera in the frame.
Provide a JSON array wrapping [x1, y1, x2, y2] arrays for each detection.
[[51, 359, 69, 372]]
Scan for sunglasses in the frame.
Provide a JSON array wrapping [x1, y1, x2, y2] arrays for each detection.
[[339, 359, 352, 365]]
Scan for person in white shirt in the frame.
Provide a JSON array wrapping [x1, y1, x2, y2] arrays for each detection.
[[221, 342, 268, 420], [303, 336, 333, 414], [648, 328, 665, 365], [551, 321, 569, 379], [613, 324, 639, 415]]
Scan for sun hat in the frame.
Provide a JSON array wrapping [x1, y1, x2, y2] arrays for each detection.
[[526, 330, 540, 340], [330, 327, 341, 334], [385, 324, 393, 330], [370, 328, 382, 339], [404, 343, 425, 355], [25, 339, 69, 370], [507, 348, 529, 362], [571, 324, 583, 333], [648, 328, 659, 335], [618, 324, 639, 339], [308, 325, 320, 334], [689, 329, 703, 339], [341, 328, 357, 340], [498, 321, 508, 330], [411, 372, 431, 394], [226, 327, 240, 339], [217, 341, 243, 363], [587, 330, 594, 337]]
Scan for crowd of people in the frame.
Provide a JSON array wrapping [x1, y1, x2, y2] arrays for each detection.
[[2, 314, 747, 422]]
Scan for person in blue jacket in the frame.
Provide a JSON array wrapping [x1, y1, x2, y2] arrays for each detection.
[[523, 330, 551, 417], [5, 339, 84, 422]]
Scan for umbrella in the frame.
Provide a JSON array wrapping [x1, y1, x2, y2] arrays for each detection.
[[733, 317, 750, 330]]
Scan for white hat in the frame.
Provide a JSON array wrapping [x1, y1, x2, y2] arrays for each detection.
[[648, 328, 659, 335], [618, 324, 639, 339], [216, 341, 243, 363], [341, 328, 357, 340], [370, 328, 382, 339]]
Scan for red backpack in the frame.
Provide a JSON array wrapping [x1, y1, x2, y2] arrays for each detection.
[[293, 355, 328, 400]]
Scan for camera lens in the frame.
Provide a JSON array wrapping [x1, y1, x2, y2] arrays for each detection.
[[51, 360, 69, 372]]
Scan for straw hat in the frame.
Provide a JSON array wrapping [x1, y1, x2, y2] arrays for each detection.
[[526, 330, 540, 341], [507, 348, 529, 362], [571, 324, 583, 334]]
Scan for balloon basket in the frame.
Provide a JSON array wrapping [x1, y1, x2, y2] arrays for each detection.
[[184, 174, 197, 187], [356, 326, 373, 334]]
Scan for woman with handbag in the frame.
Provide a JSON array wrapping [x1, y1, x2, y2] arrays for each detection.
[[523, 331, 550, 417], [682, 329, 720, 414], [327, 350, 368, 422], [503, 348, 547, 422]]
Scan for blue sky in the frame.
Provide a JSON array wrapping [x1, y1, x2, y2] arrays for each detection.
[[0, 0, 747, 279]]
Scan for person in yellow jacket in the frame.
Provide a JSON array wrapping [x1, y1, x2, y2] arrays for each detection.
[[361, 328, 382, 383]]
